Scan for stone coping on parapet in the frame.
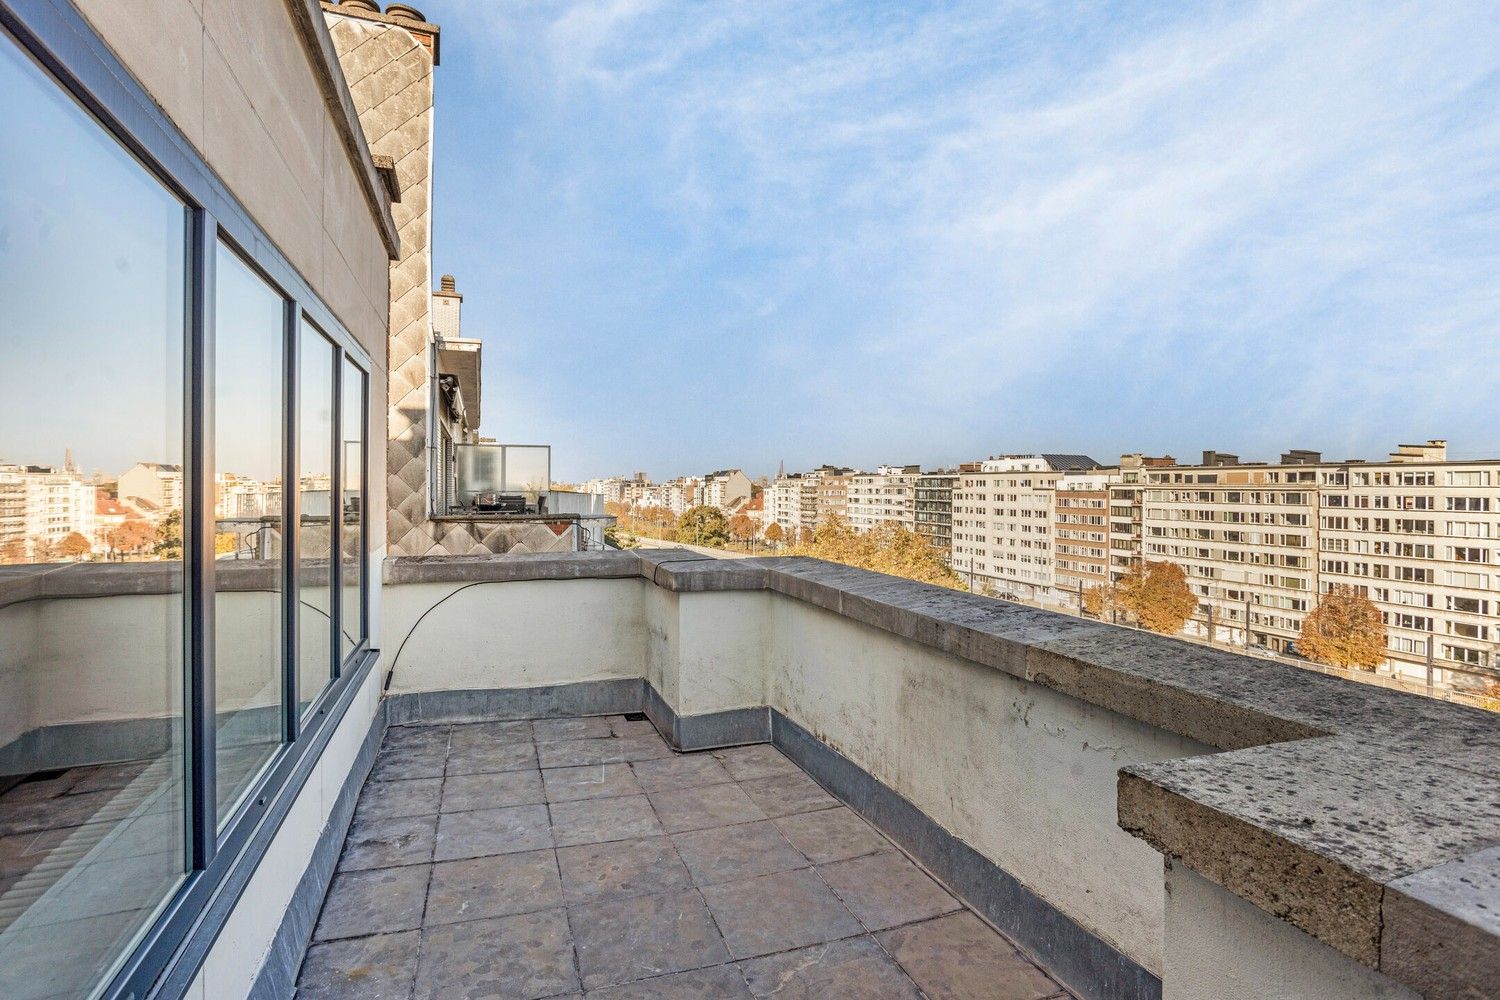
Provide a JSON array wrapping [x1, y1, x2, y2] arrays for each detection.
[[0, 560, 345, 609], [382, 548, 1500, 998]]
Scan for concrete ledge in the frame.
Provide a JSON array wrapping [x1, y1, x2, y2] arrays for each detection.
[[372, 550, 1500, 998], [773, 711, 1162, 1000], [382, 551, 639, 586], [1380, 844, 1500, 998], [384, 679, 645, 725]]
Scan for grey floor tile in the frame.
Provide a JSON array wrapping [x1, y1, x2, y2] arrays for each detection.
[[607, 715, 660, 739], [538, 736, 671, 768], [354, 777, 442, 821], [569, 887, 729, 990], [383, 725, 451, 753], [672, 821, 807, 886], [877, 912, 1061, 1000], [446, 741, 539, 776], [586, 964, 754, 999], [296, 930, 419, 1000], [556, 835, 692, 905], [551, 794, 663, 847], [414, 908, 579, 1000], [533, 716, 613, 741], [736, 771, 837, 819], [449, 720, 533, 746], [819, 851, 961, 931], [629, 753, 733, 794], [426, 848, 562, 925], [701, 868, 863, 960], [314, 864, 430, 941], [712, 745, 799, 782], [741, 936, 922, 999], [441, 769, 546, 813], [339, 813, 437, 871], [369, 746, 446, 783], [543, 762, 643, 803], [773, 807, 892, 865], [434, 803, 553, 862], [649, 783, 768, 833]]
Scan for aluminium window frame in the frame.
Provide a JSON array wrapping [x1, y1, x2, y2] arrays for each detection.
[[0, 3, 379, 999]]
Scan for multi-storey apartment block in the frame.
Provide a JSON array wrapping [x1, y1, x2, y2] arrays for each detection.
[[1314, 443, 1500, 686], [1143, 452, 1319, 655], [915, 473, 957, 558], [847, 464, 921, 532], [1108, 455, 1176, 582], [814, 470, 852, 524], [702, 469, 752, 511], [1054, 471, 1119, 601], [0, 463, 98, 559], [1141, 440, 1498, 687], [951, 455, 1100, 601]]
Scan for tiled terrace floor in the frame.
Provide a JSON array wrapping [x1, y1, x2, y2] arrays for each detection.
[[296, 715, 1074, 999]]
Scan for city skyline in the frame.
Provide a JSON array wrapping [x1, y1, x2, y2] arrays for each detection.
[[424, 0, 1500, 481]]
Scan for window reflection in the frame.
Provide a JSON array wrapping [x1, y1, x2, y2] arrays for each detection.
[[298, 323, 336, 715], [214, 244, 285, 825], [0, 35, 187, 999], [340, 359, 366, 659]]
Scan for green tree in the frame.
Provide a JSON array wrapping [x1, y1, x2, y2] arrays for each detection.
[[677, 506, 731, 547], [1296, 585, 1387, 670], [1117, 560, 1197, 634], [155, 510, 184, 560]]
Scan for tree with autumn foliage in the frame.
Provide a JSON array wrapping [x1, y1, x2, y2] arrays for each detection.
[[728, 513, 756, 545], [1116, 560, 1197, 634], [763, 522, 785, 547], [790, 516, 965, 590], [1295, 585, 1387, 671], [108, 518, 157, 556], [1082, 583, 1120, 619], [57, 532, 93, 559]]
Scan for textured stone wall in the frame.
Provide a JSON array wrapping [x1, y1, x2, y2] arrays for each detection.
[[325, 6, 574, 557]]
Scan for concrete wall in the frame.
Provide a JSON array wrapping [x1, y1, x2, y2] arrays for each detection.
[[382, 579, 649, 695], [1162, 862, 1418, 1000], [765, 597, 1207, 975], [0, 587, 324, 773], [72, 0, 391, 361]]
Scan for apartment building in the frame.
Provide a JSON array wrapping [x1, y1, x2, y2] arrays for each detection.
[[914, 472, 957, 557], [0, 463, 98, 559], [702, 469, 752, 511], [1109, 454, 1176, 582], [118, 461, 183, 518], [1314, 442, 1500, 685], [952, 455, 1100, 600], [847, 464, 921, 532], [1054, 470, 1119, 600], [814, 467, 854, 523], [765, 465, 857, 538], [1142, 452, 1319, 655]]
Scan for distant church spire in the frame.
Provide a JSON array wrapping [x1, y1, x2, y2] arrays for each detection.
[[777, 459, 785, 479]]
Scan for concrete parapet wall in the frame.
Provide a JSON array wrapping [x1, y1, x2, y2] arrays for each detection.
[[378, 550, 1499, 1000]]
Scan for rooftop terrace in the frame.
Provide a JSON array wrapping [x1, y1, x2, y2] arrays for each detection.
[[298, 715, 1071, 999]]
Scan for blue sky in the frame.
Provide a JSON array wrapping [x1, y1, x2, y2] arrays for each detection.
[[425, 1, 1500, 483]]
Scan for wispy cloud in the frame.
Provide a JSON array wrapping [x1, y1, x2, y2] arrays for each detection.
[[430, 0, 1500, 477]]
